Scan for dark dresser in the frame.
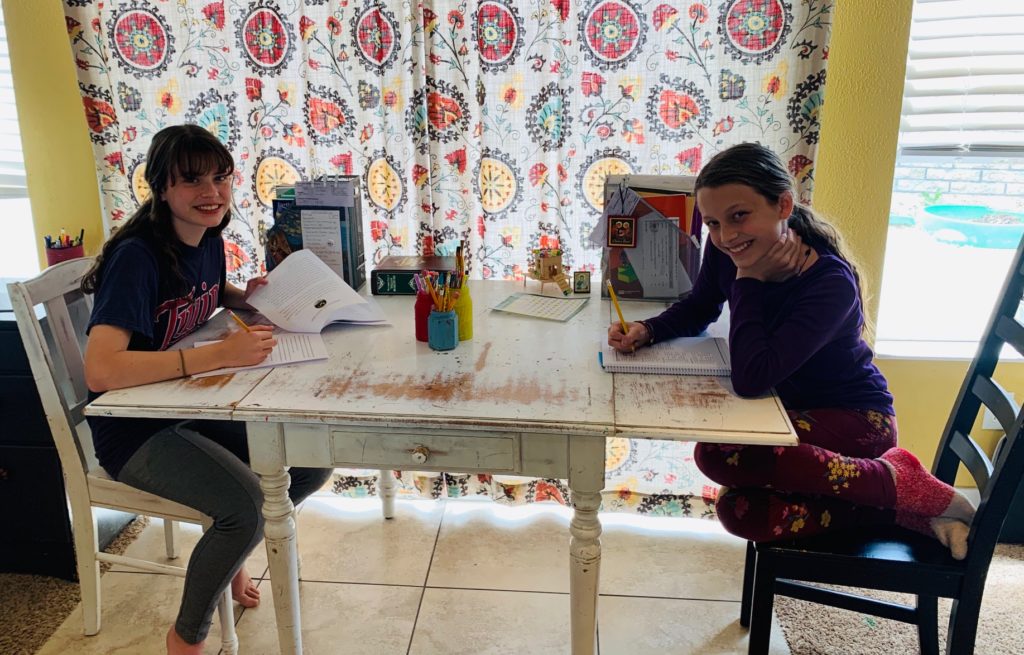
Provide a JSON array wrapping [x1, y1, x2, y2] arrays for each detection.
[[1, 278, 132, 580]]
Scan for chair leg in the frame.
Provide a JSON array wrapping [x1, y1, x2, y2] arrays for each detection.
[[747, 553, 776, 655], [917, 594, 939, 655], [945, 596, 982, 655], [740, 540, 756, 628], [164, 519, 180, 559], [73, 504, 102, 635], [217, 586, 239, 655], [379, 469, 396, 519]]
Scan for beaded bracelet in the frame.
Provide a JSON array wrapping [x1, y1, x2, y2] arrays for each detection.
[[638, 320, 654, 345]]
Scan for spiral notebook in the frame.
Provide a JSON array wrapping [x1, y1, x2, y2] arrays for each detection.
[[599, 336, 731, 376]]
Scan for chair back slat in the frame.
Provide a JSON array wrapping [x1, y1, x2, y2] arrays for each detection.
[[42, 293, 89, 405], [995, 316, 1024, 357], [972, 376, 1020, 436], [949, 430, 993, 492], [69, 398, 88, 429], [22, 262, 92, 310], [931, 235, 1024, 562], [6, 258, 96, 491], [934, 236, 1024, 482]]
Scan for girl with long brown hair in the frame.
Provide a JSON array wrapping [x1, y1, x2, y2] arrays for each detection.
[[83, 124, 331, 654], [608, 143, 975, 560]]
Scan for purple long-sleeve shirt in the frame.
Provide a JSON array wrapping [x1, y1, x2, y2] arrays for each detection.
[[644, 242, 894, 414]]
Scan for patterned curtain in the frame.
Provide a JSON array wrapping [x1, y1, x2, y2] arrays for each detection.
[[65, 0, 831, 517]]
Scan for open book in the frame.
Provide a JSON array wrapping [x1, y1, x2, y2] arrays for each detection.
[[246, 249, 386, 333], [190, 333, 328, 378], [599, 336, 731, 376]]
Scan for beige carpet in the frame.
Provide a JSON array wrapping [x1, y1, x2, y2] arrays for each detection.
[[776, 543, 1024, 655], [0, 516, 150, 655]]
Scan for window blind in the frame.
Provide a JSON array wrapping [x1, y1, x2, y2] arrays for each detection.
[[0, 5, 27, 199], [899, 0, 1024, 154]]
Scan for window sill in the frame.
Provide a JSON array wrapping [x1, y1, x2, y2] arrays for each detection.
[[875, 339, 1023, 362]]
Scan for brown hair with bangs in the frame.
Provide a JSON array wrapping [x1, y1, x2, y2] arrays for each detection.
[[82, 124, 235, 296]]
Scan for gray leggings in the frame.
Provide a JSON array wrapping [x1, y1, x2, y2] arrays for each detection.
[[117, 419, 333, 644]]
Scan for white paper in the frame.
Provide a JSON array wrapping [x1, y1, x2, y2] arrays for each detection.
[[245, 249, 369, 332], [626, 212, 692, 297], [191, 332, 328, 378], [327, 295, 389, 324], [492, 293, 589, 322], [300, 209, 345, 278]]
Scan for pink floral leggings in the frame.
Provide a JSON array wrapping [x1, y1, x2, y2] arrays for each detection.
[[695, 408, 899, 542]]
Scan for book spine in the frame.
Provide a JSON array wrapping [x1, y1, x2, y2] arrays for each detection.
[[343, 200, 366, 291], [371, 270, 420, 295]]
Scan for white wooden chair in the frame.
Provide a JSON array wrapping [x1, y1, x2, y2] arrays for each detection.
[[7, 258, 238, 654]]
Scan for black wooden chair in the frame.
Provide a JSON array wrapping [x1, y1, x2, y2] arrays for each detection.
[[740, 235, 1024, 655]]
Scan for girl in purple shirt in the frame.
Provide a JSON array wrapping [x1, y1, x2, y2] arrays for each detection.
[[607, 143, 975, 560]]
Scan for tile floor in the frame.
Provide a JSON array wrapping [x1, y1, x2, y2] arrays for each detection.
[[37, 494, 792, 654]]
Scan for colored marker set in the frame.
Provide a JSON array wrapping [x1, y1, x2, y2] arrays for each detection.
[[44, 228, 85, 267], [45, 228, 83, 250]]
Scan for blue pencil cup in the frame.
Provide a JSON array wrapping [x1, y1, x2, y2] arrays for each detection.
[[427, 310, 458, 351]]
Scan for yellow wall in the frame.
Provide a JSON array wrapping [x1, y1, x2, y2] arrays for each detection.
[[815, 1, 912, 327], [3, 0, 102, 267], [7, 1, 1019, 477]]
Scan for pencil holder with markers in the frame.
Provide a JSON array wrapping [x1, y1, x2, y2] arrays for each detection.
[[427, 310, 458, 351]]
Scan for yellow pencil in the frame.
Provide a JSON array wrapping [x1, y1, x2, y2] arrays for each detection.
[[606, 280, 628, 334], [227, 309, 252, 333]]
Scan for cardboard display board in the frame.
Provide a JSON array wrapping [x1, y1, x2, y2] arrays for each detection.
[[593, 175, 701, 301]]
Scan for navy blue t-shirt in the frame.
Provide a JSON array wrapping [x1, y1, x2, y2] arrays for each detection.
[[86, 234, 226, 478]]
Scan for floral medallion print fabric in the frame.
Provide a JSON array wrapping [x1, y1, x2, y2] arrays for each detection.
[[66, 0, 830, 284], [66, 0, 831, 516]]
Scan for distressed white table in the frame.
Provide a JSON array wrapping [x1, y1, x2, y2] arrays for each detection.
[[88, 281, 797, 655]]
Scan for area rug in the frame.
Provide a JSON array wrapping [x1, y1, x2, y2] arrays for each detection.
[[0, 516, 150, 655], [775, 543, 1024, 655]]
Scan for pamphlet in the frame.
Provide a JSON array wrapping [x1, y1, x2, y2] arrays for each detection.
[[246, 249, 387, 333]]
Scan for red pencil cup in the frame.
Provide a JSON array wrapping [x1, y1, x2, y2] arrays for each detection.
[[414, 291, 432, 342], [45, 244, 85, 267]]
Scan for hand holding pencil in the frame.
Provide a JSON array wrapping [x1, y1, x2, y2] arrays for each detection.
[[605, 280, 650, 353], [218, 309, 276, 366]]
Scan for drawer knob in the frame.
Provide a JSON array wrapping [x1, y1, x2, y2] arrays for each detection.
[[410, 446, 430, 464]]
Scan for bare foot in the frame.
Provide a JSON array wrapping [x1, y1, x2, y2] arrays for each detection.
[[166, 625, 204, 655], [231, 566, 261, 608]]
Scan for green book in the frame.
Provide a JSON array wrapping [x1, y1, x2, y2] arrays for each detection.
[[370, 255, 456, 295]]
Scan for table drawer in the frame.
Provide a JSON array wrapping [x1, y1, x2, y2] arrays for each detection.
[[330, 428, 521, 472]]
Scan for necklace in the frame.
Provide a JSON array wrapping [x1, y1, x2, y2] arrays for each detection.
[[797, 248, 813, 276]]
